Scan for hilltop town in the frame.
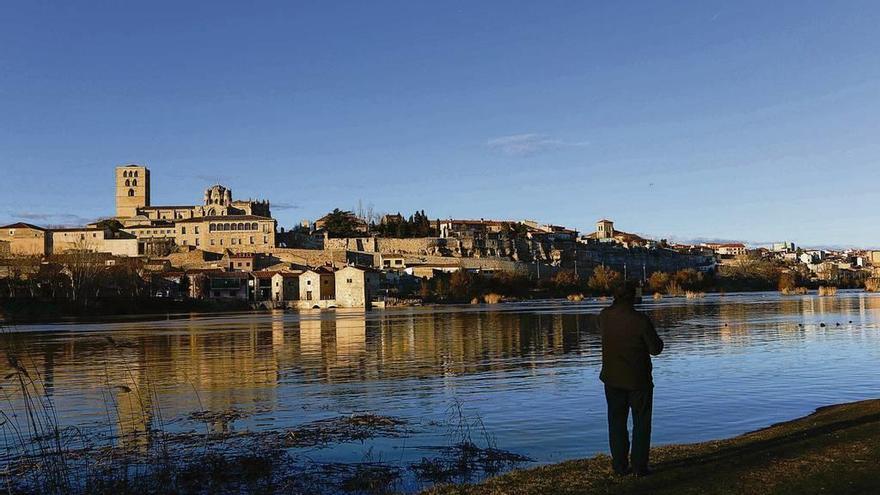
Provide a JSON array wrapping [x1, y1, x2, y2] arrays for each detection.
[[2, 164, 879, 314]]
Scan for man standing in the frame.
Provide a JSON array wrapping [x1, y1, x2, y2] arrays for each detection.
[[598, 282, 664, 476]]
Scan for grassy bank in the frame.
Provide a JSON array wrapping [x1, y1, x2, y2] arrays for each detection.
[[424, 399, 880, 495]]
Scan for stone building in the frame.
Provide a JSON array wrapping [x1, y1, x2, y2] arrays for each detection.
[[712, 243, 748, 257], [50, 227, 139, 257], [299, 266, 335, 302], [0, 223, 50, 256], [115, 165, 151, 218], [173, 215, 276, 254], [595, 219, 614, 240], [271, 272, 300, 302], [224, 252, 259, 272], [114, 164, 271, 225], [437, 219, 508, 239], [335, 266, 382, 308]]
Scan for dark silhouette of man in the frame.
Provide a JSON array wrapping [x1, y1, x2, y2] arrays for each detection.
[[598, 282, 664, 476]]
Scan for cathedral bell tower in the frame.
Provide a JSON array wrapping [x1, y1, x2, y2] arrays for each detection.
[[115, 165, 150, 218]]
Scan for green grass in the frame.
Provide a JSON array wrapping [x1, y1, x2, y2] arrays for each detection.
[[422, 399, 880, 495]]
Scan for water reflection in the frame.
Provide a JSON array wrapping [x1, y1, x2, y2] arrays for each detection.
[[2, 292, 880, 466]]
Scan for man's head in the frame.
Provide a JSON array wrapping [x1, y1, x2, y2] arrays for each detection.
[[613, 281, 638, 306]]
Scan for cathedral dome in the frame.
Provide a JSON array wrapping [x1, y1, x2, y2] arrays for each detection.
[[204, 184, 232, 206]]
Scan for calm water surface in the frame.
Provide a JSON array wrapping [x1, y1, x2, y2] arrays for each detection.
[[3, 291, 880, 489]]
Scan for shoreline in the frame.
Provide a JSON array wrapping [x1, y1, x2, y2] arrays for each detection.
[[422, 398, 880, 495], [2, 288, 873, 325]]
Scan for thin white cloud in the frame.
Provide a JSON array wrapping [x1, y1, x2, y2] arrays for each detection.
[[272, 202, 301, 211], [486, 133, 588, 157]]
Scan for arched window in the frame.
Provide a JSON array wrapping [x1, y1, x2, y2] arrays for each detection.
[[231, 223, 238, 231], [223, 223, 229, 231], [128, 188, 135, 197], [125, 179, 130, 186], [237, 223, 244, 230], [132, 179, 137, 186], [134, 171, 138, 177], [250, 223, 256, 230], [123, 171, 128, 178]]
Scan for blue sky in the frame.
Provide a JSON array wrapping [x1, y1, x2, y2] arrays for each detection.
[[1, 1, 879, 247]]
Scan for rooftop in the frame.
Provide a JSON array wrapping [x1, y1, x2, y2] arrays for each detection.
[[0, 222, 46, 231], [175, 215, 274, 223]]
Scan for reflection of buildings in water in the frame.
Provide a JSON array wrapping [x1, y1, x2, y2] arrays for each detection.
[[335, 309, 367, 359], [271, 309, 285, 347], [295, 310, 368, 382]]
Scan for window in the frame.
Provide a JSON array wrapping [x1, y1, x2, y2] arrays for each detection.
[[125, 179, 130, 186], [263, 236, 267, 243], [128, 188, 135, 197], [237, 262, 242, 267], [210, 239, 215, 245], [249, 236, 254, 244], [195, 226, 199, 234], [181, 227, 186, 234], [123, 171, 128, 178], [195, 238, 200, 246], [347, 278, 353, 283], [307, 280, 311, 285], [219, 239, 223, 245], [132, 179, 137, 186], [134, 171, 138, 177], [182, 240, 187, 246]]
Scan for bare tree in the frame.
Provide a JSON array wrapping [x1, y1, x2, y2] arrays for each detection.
[[62, 238, 105, 304]]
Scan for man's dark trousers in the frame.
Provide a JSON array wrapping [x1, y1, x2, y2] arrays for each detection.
[[604, 384, 653, 472]]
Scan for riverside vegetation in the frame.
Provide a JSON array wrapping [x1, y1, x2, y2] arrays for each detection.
[[0, 324, 529, 495], [423, 399, 880, 495]]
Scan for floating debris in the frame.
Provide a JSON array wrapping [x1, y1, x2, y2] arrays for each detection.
[[279, 414, 408, 448]]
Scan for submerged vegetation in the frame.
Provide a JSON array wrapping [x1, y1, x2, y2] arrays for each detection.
[[0, 325, 529, 494]]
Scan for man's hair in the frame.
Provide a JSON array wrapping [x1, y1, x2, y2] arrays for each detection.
[[613, 281, 638, 305]]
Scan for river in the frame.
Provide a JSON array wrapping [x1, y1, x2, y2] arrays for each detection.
[[2, 291, 879, 492]]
